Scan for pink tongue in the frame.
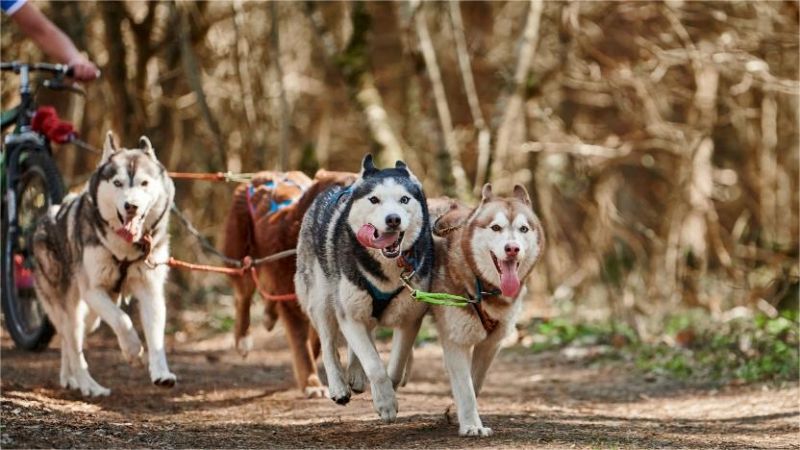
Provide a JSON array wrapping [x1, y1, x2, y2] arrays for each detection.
[[499, 260, 521, 297], [116, 217, 140, 243], [356, 224, 399, 249]]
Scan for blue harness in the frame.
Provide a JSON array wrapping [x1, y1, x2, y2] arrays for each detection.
[[248, 180, 296, 214]]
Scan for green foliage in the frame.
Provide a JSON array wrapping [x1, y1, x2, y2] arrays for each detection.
[[527, 317, 635, 353], [210, 312, 235, 333], [527, 310, 799, 384]]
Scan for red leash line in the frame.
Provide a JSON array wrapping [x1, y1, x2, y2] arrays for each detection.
[[168, 172, 227, 181], [161, 257, 298, 302], [249, 268, 298, 302]]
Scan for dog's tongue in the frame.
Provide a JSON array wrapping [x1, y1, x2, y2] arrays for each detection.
[[116, 216, 142, 243], [499, 259, 521, 297], [356, 224, 399, 249]]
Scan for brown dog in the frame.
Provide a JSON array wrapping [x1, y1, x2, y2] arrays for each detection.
[[222, 169, 358, 397]]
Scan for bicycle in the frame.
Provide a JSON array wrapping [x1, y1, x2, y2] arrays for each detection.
[[1, 61, 87, 350]]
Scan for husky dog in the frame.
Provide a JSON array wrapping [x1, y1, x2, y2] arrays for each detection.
[[32, 131, 176, 396], [295, 155, 433, 421], [429, 184, 544, 436]]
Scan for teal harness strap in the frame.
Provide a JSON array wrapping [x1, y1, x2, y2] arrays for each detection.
[[366, 282, 405, 319], [474, 277, 501, 303]]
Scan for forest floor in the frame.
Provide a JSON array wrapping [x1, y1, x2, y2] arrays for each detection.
[[1, 321, 798, 449]]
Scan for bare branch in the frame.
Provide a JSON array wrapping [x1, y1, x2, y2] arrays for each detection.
[[448, 1, 491, 196], [176, 3, 225, 171], [490, 0, 544, 183], [270, 1, 290, 171], [412, 0, 471, 199]]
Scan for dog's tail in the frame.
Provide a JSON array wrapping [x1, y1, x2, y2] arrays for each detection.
[[222, 185, 258, 356]]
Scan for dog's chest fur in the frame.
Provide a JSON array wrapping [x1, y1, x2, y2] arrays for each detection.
[[431, 231, 520, 346], [33, 185, 171, 299]]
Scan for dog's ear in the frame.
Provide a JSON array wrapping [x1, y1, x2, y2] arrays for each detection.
[[480, 183, 494, 202], [513, 184, 531, 205], [361, 154, 378, 177], [139, 136, 156, 159], [100, 131, 120, 165]]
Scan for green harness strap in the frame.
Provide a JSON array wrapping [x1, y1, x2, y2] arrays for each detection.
[[409, 289, 471, 307]]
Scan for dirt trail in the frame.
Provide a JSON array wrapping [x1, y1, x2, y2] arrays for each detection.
[[1, 323, 798, 449]]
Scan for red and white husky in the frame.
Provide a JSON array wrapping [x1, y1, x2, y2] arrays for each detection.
[[429, 183, 545, 436]]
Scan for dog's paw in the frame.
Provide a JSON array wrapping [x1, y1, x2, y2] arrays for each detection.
[[152, 372, 177, 388], [78, 379, 111, 397], [330, 390, 351, 405], [60, 375, 79, 390], [459, 425, 493, 437], [304, 385, 329, 399], [121, 335, 144, 366], [347, 366, 367, 394], [372, 382, 398, 423], [236, 335, 253, 358], [327, 376, 352, 405]]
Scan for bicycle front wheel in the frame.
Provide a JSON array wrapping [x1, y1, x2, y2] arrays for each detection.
[[1, 149, 64, 351]]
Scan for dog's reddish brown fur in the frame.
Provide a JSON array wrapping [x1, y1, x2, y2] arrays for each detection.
[[222, 169, 358, 395]]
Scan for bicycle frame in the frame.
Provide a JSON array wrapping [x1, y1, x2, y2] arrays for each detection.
[[1, 61, 74, 206]]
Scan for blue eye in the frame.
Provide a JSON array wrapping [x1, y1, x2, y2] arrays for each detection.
[[113, 180, 123, 188], [520, 225, 529, 233], [400, 196, 410, 204]]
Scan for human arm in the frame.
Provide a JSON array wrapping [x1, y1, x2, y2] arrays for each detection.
[[9, 2, 99, 81]]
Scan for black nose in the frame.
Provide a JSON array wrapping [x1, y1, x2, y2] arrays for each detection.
[[124, 202, 138, 214], [385, 214, 401, 229]]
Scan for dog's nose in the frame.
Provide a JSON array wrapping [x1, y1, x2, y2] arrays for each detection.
[[505, 243, 520, 258], [124, 202, 138, 215], [385, 214, 402, 229]]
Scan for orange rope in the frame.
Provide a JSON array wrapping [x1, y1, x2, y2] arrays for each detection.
[[168, 172, 227, 181], [249, 268, 298, 302], [162, 257, 297, 302], [165, 257, 247, 275]]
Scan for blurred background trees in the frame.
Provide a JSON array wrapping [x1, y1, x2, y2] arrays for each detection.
[[2, 1, 797, 337]]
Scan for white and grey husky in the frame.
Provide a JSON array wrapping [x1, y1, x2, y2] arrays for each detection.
[[295, 154, 433, 422], [429, 184, 544, 436], [32, 131, 176, 396]]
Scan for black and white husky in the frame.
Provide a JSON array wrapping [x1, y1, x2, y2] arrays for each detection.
[[32, 131, 176, 396], [295, 155, 433, 422]]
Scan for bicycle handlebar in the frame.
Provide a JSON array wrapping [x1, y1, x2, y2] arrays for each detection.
[[1, 61, 74, 78]]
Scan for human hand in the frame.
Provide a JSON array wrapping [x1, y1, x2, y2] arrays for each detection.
[[67, 55, 100, 81]]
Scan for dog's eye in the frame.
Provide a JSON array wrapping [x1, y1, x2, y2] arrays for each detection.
[[113, 180, 123, 188], [491, 224, 502, 232], [519, 225, 529, 233], [141, 180, 149, 187], [399, 196, 410, 204], [368, 196, 380, 204]]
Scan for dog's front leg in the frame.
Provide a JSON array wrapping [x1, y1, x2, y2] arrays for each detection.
[[339, 316, 397, 422], [471, 327, 507, 396], [441, 338, 491, 437], [82, 287, 143, 365], [386, 319, 422, 389], [130, 272, 176, 388]]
